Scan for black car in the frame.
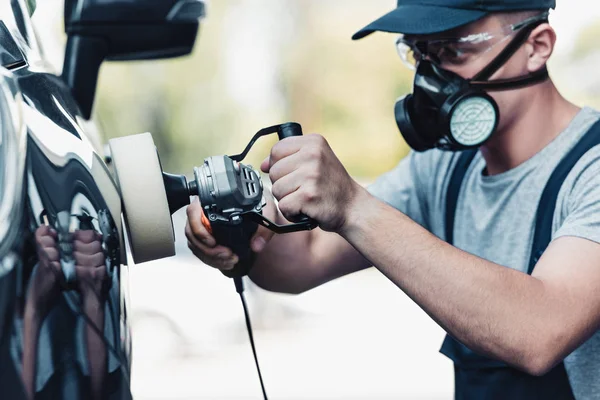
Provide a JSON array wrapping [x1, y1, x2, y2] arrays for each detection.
[[0, 0, 205, 398]]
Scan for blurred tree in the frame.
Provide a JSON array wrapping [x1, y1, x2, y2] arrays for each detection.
[[571, 22, 600, 60], [32, 1, 600, 179], [550, 18, 600, 110], [93, 1, 414, 179]]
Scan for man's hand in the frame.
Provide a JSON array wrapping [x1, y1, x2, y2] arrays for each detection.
[[262, 134, 361, 233], [73, 230, 110, 303], [29, 225, 63, 319], [186, 193, 278, 270]]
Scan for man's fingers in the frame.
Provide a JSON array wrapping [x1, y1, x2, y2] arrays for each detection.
[[35, 225, 57, 240], [185, 207, 243, 270], [187, 242, 237, 270], [75, 265, 107, 280], [37, 235, 57, 249], [72, 230, 101, 243], [249, 190, 277, 253], [261, 156, 270, 173], [42, 247, 60, 262], [74, 251, 105, 268], [35, 224, 51, 238], [251, 225, 275, 253], [41, 261, 63, 282], [267, 137, 303, 170], [277, 191, 304, 222], [186, 232, 236, 260], [271, 168, 302, 201], [74, 239, 103, 254], [186, 199, 217, 247], [185, 222, 218, 250], [268, 151, 303, 183]]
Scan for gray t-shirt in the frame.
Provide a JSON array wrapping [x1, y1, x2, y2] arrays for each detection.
[[368, 107, 600, 399]]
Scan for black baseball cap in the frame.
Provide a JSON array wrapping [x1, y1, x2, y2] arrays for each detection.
[[352, 0, 556, 40]]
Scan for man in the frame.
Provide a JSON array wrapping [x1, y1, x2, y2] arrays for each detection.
[[186, 1, 600, 398]]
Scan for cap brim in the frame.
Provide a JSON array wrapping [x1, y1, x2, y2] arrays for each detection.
[[352, 5, 487, 40]]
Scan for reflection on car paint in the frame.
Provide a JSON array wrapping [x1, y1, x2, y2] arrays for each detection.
[[1, 0, 205, 397], [15, 119, 130, 399], [0, 1, 132, 398]]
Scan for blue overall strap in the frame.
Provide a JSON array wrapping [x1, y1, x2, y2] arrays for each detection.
[[441, 148, 506, 369], [441, 123, 600, 400], [445, 149, 479, 244], [442, 119, 600, 376], [528, 119, 600, 274]]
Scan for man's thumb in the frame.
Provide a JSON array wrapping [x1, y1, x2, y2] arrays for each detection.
[[260, 156, 270, 173], [251, 227, 273, 252]]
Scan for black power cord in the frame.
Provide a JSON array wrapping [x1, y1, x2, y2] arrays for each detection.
[[234, 277, 268, 400], [28, 210, 133, 395], [34, 245, 133, 391], [62, 289, 132, 387], [39, 210, 267, 399]]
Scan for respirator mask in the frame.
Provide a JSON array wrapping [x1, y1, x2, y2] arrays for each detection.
[[395, 12, 550, 152]]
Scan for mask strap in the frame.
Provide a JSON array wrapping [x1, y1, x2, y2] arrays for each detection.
[[472, 66, 549, 91], [472, 19, 547, 82]]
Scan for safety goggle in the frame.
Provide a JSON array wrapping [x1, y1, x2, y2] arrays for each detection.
[[395, 11, 550, 70]]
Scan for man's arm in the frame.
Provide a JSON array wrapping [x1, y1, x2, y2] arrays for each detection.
[[186, 196, 372, 294], [261, 132, 600, 376], [340, 187, 600, 376], [187, 137, 429, 294], [249, 207, 372, 294]]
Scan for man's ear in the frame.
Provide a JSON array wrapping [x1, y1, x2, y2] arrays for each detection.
[[526, 23, 556, 72]]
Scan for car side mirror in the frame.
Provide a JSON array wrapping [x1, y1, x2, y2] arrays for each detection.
[[62, 0, 205, 119]]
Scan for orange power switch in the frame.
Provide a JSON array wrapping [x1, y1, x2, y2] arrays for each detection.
[[200, 209, 213, 235]]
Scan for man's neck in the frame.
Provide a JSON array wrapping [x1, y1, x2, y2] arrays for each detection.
[[479, 83, 581, 176]]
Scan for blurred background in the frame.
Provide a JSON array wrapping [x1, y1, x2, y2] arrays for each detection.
[[31, 1, 600, 399]]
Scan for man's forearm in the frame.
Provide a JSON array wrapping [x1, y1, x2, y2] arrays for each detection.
[[249, 210, 317, 294], [82, 294, 107, 400], [22, 305, 41, 400], [339, 187, 565, 374], [250, 209, 369, 294]]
